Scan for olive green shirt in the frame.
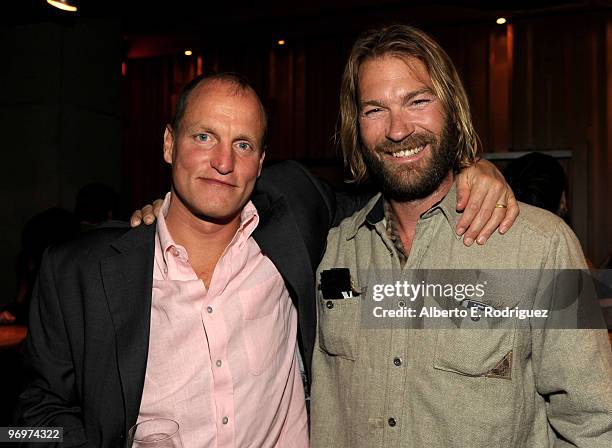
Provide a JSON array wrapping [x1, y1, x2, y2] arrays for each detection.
[[311, 183, 612, 448]]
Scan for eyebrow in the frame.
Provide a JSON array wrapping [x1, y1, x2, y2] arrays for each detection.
[[359, 87, 435, 109], [184, 124, 215, 135], [187, 127, 256, 140], [233, 133, 259, 145]]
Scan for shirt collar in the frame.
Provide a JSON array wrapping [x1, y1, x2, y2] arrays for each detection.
[[156, 192, 260, 265], [345, 182, 462, 239], [156, 192, 176, 259]]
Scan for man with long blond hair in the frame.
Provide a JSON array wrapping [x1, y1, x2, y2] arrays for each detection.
[[311, 24, 612, 447]]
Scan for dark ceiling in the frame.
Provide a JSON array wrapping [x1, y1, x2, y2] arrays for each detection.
[[5, 0, 611, 36]]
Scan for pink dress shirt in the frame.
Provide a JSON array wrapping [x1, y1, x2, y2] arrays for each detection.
[[137, 193, 308, 447]]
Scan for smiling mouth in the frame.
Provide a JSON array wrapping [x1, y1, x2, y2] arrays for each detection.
[[389, 145, 426, 158]]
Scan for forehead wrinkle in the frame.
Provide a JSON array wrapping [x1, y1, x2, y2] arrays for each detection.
[[360, 87, 434, 108], [361, 54, 433, 86]]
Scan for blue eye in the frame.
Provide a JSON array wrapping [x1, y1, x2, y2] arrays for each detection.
[[237, 142, 252, 151], [196, 134, 209, 142]]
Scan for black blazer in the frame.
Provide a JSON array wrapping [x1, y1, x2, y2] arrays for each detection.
[[17, 161, 364, 447]]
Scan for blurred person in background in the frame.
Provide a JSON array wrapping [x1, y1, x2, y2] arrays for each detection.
[[504, 152, 568, 219], [0, 208, 79, 324]]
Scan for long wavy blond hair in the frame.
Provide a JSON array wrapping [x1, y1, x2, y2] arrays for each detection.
[[340, 24, 480, 183]]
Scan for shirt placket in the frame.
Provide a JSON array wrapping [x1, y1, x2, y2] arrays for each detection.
[[378, 216, 438, 447], [199, 236, 246, 448], [369, 223, 409, 447], [201, 298, 235, 446]]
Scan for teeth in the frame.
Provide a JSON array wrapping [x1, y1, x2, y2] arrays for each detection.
[[391, 145, 425, 158]]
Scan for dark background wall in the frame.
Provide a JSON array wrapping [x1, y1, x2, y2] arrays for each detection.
[[0, 0, 611, 305], [0, 17, 122, 304]]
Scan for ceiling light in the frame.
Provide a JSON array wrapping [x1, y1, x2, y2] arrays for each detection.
[[184, 50, 193, 56], [47, 0, 78, 12], [277, 39, 286, 46], [496, 17, 507, 25]]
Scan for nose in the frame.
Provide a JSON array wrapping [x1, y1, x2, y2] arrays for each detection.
[[385, 110, 415, 143], [210, 142, 235, 175]]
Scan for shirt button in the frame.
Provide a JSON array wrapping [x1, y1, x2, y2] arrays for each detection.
[[393, 357, 402, 366], [207, 306, 213, 314], [216, 360, 222, 367], [222, 416, 229, 425], [388, 417, 397, 427], [326, 301, 334, 309]]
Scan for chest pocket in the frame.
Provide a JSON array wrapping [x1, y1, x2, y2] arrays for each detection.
[[317, 293, 361, 361], [240, 275, 286, 375], [433, 294, 518, 378], [433, 328, 515, 378]]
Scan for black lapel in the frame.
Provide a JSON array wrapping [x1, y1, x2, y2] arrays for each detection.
[[251, 193, 313, 312], [100, 224, 156, 434]]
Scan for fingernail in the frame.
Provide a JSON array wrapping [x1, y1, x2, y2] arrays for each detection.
[[477, 236, 486, 245], [456, 227, 465, 235], [499, 225, 507, 234], [144, 217, 152, 224], [464, 237, 474, 246]]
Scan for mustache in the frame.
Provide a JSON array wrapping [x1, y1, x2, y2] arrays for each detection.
[[374, 133, 437, 154]]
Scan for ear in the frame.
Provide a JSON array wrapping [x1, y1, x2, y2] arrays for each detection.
[[163, 125, 175, 164], [257, 150, 266, 177]]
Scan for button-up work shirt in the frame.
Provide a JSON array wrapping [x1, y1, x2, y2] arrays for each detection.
[[138, 193, 308, 447], [311, 183, 612, 448]]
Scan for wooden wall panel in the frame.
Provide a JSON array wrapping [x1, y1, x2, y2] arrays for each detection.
[[432, 25, 492, 153], [487, 24, 513, 152], [586, 16, 612, 265], [511, 23, 534, 148], [606, 17, 612, 265], [303, 38, 348, 161]]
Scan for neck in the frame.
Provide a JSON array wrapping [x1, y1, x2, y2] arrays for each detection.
[[388, 171, 454, 229], [164, 192, 241, 257]]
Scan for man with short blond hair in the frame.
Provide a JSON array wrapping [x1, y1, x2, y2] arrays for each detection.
[[18, 74, 311, 447]]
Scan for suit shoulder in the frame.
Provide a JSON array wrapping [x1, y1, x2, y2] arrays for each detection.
[[258, 161, 334, 204], [260, 160, 314, 184], [45, 222, 149, 265]]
